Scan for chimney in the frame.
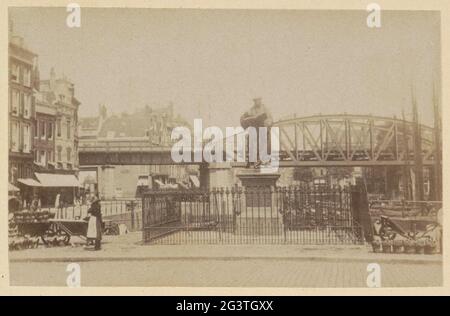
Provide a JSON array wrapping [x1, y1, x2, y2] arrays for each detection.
[[50, 67, 56, 89], [8, 18, 13, 38], [99, 104, 107, 119], [11, 35, 24, 47], [168, 102, 174, 117], [33, 64, 40, 91]]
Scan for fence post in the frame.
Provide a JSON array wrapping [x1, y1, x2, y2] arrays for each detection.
[[141, 195, 146, 242], [130, 200, 135, 231], [351, 181, 372, 242]]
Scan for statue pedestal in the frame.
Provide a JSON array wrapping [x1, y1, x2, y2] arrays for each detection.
[[236, 171, 281, 236], [237, 171, 280, 188]]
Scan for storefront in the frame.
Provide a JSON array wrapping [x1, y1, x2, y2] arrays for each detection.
[[17, 173, 82, 208]]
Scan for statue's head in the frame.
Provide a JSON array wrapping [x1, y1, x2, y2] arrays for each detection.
[[253, 97, 263, 107]]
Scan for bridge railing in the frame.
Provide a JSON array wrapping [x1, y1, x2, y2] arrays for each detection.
[[79, 139, 172, 152], [79, 115, 439, 166]]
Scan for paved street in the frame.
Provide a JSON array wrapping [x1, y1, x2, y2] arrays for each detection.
[[10, 258, 441, 287], [9, 233, 442, 287]]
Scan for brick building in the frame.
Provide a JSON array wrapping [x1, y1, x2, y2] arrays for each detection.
[[40, 68, 81, 171], [8, 19, 83, 207], [8, 31, 38, 184], [33, 90, 56, 171]]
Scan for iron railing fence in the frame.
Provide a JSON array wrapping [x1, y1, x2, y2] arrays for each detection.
[[368, 199, 442, 219], [142, 187, 364, 245]]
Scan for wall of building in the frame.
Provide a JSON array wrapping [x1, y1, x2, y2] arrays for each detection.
[[40, 70, 80, 172], [8, 36, 37, 183], [34, 108, 56, 168], [8, 22, 81, 196], [97, 165, 192, 199]]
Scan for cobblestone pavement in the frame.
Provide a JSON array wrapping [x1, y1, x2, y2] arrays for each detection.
[[10, 258, 441, 287], [9, 232, 442, 287]]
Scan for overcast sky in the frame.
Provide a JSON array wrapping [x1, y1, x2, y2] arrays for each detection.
[[10, 8, 440, 127]]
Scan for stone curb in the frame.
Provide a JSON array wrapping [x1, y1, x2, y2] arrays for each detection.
[[10, 254, 442, 265]]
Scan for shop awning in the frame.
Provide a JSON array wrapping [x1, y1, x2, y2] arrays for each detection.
[[178, 181, 189, 190], [9, 183, 20, 192], [189, 175, 200, 188], [17, 178, 42, 187], [35, 173, 82, 188], [136, 177, 149, 186]]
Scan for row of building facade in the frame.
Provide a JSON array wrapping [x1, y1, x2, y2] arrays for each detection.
[[9, 25, 80, 205], [78, 104, 197, 199], [9, 21, 197, 203]]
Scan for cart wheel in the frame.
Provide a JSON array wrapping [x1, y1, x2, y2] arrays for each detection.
[[41, 236, 49, 246], [59, 236, 67, 246], [63, 235, 71, 246]]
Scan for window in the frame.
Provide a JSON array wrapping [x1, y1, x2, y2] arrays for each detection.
[[66, 120, 71, 139], [47, 150, 52, 163], [23, 124, 30, 153], [11, 64, 19, 82], [23, 94, 31, 118], [24, 68, 31, 87], [19, 92, 24, 116], [47, 122, 53, 139], [34, 121, 39, 138], [40, 151, 46, 166], [66, 147, 72, 162], [18, 66, 24, 84], [57, 146, 62, 161], [40, 121, 46, 139], [57, 120, 61, 137], [10, 122, 19, 152], [11, 90, 19, 115]]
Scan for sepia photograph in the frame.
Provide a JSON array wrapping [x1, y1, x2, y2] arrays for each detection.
[[5, 4, 443, 289]]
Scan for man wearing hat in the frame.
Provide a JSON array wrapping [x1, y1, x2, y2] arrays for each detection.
[[86, 195, 103, 250], [240, 97, 273, 128]]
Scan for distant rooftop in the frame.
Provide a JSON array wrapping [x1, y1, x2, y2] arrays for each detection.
[[79, 105, 190, 142]]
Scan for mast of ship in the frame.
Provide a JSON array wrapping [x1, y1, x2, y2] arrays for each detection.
[[401, 109, 410, 201], [412, 91, 425, 203], [432, 84, 442, 201]]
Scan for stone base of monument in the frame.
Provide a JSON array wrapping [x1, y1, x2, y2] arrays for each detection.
[[235, 171, 282, 236], [235, 208, 284, 236]]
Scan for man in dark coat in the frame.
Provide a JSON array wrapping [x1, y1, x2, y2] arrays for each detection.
[[240, 97, 273, 167], [87, 195, 102, 250]]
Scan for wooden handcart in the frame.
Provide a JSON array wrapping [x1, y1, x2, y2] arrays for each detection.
[[48, 219, 88, 244]]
